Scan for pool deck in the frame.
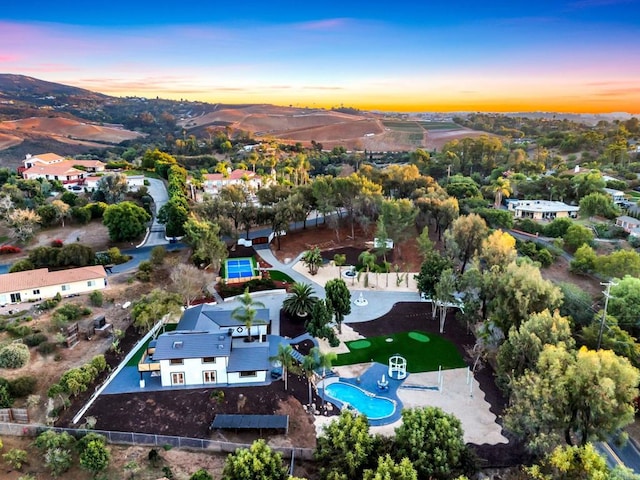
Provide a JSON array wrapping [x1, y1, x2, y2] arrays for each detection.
[[319, 362, 405, 426]]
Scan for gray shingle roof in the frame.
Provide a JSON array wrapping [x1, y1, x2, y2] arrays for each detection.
[[177, 304, 270, 331], [226, 344, 270, 372], [153, 331, 231, 360]]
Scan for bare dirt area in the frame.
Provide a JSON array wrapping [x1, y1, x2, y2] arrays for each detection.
[[0, 132, 23, 149], [540, 256, 603, 301], [0, 116, 143, 144], [271, 223, 423, 272]]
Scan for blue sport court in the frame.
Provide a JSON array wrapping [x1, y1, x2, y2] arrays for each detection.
[[225, 257, 256, 280]]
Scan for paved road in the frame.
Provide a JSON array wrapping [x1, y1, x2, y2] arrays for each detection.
[[142, 177, 170, 247]]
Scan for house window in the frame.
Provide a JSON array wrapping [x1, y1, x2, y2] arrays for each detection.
[[10, 293, 22, 303], [239, 371, 257, 378], [202, 357, 216, 364], [33, 289, 40, 295], [87, 280, 95, 287], [170, 359, 183, 365], [61, 285, 70, 292], [203, 371, 216, 384], [171, 372, 185, 385]]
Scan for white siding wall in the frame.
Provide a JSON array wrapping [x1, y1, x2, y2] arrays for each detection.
[[227, 371, 267, 384], [159, 357, 229, 387], [0, 277, 107, 305]]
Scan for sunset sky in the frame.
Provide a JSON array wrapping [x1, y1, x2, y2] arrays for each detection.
[[2, 0, 639, 113]]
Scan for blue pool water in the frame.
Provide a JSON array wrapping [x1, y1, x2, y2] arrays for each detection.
[[325, 382, 395, 420]]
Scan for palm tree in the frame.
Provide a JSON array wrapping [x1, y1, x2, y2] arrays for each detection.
[[231, 288, 266, 342], [302, 247, 323, 275], [490, 177, 512, 208], [302, 351, 320, 406], [282, 283, 318, 319], [315, 348, 337, 410], [269, 344, 300, 391], [357, 250, 376, 288], [333, 253, 346, 278]]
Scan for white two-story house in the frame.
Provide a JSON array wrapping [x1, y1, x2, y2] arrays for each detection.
[[140, 304, 271, 387]]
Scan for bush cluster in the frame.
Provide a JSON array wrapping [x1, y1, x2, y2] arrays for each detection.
[[0, 245, 21, 255], [517, 240, 554, 267], [23, 332, 48, 347], [0, 343, 31, 369], [47, 355, 107, 398]]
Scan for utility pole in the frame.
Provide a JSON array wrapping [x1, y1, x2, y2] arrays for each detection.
[[597, 281, 617, 350]]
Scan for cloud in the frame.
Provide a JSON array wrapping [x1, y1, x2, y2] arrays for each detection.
[[294, 18, 349, 31], [302, 86, 343, 90], [594, 87, 640, 97]]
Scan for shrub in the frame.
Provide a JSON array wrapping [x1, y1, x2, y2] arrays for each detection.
[[136, 260, 153, 282], [9, 376, 37, 397], [3, 448, 28, 470], [150, 246, 167, 265], [0, 245, 21, 255], [37, 342, 58, 356], [630, 235, 640, 248], [38, 294, 62, 311], [107, 247, 128, 265], [90, 355, 107, 373], [0, 343, 30, 369], [6, 324, 33, 338], [89, 290, 103, 307], [23, 332, 48, 346], [0, 383, 13, 408], [9, 259, 34, 273]]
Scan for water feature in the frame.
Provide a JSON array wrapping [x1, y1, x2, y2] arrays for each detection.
[[324, 382, 395, 420], [354, 292, 368, 307]]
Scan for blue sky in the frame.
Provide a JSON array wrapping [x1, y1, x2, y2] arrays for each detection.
[[1, 0, 639, 112]]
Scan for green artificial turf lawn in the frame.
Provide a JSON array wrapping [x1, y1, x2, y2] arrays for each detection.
[[333, 330, 466, 372]]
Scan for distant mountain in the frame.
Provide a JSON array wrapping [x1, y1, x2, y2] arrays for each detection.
[[0, 74, 110, 102]]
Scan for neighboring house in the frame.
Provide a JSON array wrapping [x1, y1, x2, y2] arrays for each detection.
[[0, 266, 108, 306], [200, 169, 261, 197], [139, 304, 271, 387], [507, 199, 579, 220], [70, 159, 106, 173], [22, 161, 87, 187], [22, 153, 105, 173], [603, 188, 626, 205], [23, 153, 66, 168], [616, 215, 640, 234], [84, 173, 145, 192]]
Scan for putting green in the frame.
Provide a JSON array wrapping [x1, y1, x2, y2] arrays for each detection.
[[349, 339, 372, 349], [408, 331, 430, 343], [337, 331, 465, 373]]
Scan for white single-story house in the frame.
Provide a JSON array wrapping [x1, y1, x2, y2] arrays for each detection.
[[0, 266, 108, 306], [201, 169, 261, 197], [82, 173, 145, 192], [604, 188, 626, 205], [140, 304, 271, 387], [507, 199, 579, 220], [616, 215, 640, 234]]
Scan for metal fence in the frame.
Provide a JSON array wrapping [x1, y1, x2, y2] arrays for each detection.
[[0, 422, 315, 460]]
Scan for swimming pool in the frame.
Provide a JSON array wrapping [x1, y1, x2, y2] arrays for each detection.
[[324, 382, 395, 420]]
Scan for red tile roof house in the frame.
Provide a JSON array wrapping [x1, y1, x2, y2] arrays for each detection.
[[0, 266, 108, 306], [20, 153, 106, 189]]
